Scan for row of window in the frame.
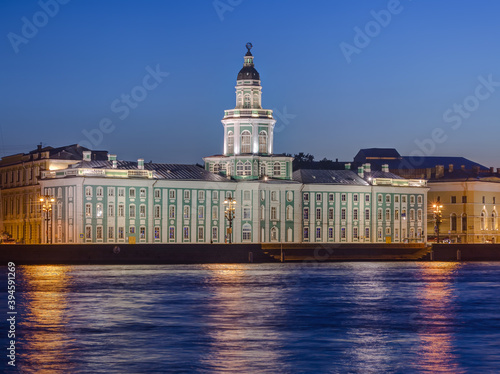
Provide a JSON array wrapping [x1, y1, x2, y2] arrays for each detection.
[[226, 130, 268, 154], [84, 187, 234, 202], [303, 193, 424, 204], [302, 207, 423, 222], [303, 227, 423, 240]]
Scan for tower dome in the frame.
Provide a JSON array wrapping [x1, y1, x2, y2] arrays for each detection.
[[237, 42, 260, 81]]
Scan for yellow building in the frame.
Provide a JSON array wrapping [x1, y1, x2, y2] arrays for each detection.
[[0, 144, 107, 243], [428, 167, 500, 243]]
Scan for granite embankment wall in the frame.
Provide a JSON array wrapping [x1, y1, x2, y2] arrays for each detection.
[[430, 244, 500, 261]]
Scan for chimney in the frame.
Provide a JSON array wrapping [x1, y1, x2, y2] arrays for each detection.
[[112, 160, 117, 169], [37, 144, 42, 152], [364, 163, 371, 173], [345, 163, 351, 170], [461, 165, 465, 171], [435, 165, 444, 179], [138, 158, 144, 170], [382, 164, 389, 173], [449, 164, 453, 173], [426, 168, 432, 180], [357, 166, 364, 178], [490, 167, 494, 173], [83, 151, 91, 161]]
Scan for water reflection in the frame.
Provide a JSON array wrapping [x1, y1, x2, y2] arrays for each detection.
[[415, 262, 463, 373], [18, 265, 76, 373], [201, 264, 287, 373]]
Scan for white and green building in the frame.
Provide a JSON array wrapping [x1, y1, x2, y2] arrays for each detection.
[[38, 45, 428, 244]]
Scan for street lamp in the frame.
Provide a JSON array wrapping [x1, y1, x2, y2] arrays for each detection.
[[433, 203, 443, 244], [40, 195, 55, 244], [224, 196, 237, 244]]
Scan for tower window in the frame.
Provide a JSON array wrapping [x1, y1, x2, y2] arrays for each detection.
[[259, 131, 267, 153], [227, 131, 234, 154], [244, 161, 251, 176], [273, 162, 281, 177], [241, 130, 251, 153], [244, 95, 251, 108]]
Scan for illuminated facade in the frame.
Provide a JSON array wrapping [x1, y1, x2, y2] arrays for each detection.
[[2, 45, 428, 244]]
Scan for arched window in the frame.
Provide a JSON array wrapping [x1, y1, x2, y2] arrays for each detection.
[[260, 163, 266, 176], [214, 163, 220, 173], [273, 162, 281, 177], [244, 161, 251, 176], [492, 211, 497, 230], [242, 223, 251, 241], [244, 94, 251, 108], [461, 214, 467, 232], [286, 205, 293, 221], [253, 94, 259, 108], [236, 161, 244, 176], [481, 210, 487, 230], [451, 213, 457, 231], [227, 131, 234, 154], [271, 227, 278, 241], [241, 131, 251, 153], [259, 131, 267, 153]]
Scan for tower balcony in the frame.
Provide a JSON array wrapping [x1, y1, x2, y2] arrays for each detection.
[[223, 109, 273, 119]]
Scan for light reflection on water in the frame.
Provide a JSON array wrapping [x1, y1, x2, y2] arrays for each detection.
[[1, 262, 499, 373]]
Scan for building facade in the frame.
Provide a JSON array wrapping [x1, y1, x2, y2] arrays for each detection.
[[2, 45, 428, 244]]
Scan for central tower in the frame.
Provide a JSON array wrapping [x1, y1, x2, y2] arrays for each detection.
[[204, 43, 293, 180]]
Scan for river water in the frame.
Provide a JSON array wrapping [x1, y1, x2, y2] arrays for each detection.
[[1, 262, 500, 373]]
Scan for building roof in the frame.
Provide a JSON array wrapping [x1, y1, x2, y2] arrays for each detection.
[[354, 148, 401, 163], [237, 66, 260, 81], [293, 169, 369, 185], [364, 170, 405, 180], [389, 156, 488, 171], [72, 160, 231, 182]]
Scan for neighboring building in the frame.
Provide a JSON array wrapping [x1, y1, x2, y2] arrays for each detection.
[[427, 167, 500, 243], [7, 45, 428, 245], [0, 144, 107, 243]]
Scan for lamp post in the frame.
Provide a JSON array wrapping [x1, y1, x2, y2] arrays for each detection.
[[433, 204, 443, 244], [224, 196, 237, 244], [40, 195, 55, 244]]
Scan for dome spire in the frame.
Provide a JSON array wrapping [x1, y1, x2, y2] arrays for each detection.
[[238, 42, 260, 80]]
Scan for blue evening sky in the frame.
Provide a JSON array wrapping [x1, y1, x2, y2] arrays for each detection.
[[1, 0, 499, 167]]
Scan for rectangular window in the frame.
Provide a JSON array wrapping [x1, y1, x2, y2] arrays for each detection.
[[341, 208, 346, 220], [154, 205, 160, 219], [117, 227, 124, 239], [303, 227, 309, 239], [183, 227, 189, 240], [118, 188, 125, 197], [353, 227, 358, 239], [386, 209, 390, 220], [212, 206, 218, 220], [130, 226, 135, 234], [169, 227, 175, 240], [395, 209, 399, 220], [271, 191, 277, 201], [395, 196, 399, 203], [140, 227, 146, 239], [85, 187, 92, 197], [198, 190, 205, 200], [329, 193, 334, 202], [271, 207, 277, 220], [85, 226, 92, 239], [378, 194, 382, 203], [184, 190, 190, 200], [410, 196, 415, 204], [129, 189, 135, 198], [243, 207, 251, 220], [108, 204, 114, 217], [417, 196, 423, 204], [303, 208, 309, 220], [154, 189, 161, 199], [417, 209, 422, 222], [96, 226, 103, 240], [365, 227, 370, 239], [341, 227, 346, 239], [108, 227, 114, 239], [365, 209, 370, 220], [184, 206, 190, 219], [212, 191, 218, 200], [140, 205, 146, 218], [451, 196, 456, 204], [212, 227, 218, 240], [244, 191, 251, 201], [365, 194, 370, 202], [353, 209, 358, 220], [328, 227, 334, 239], [108, 188, 115, 197], [198, 206, 204, 219], [169, 190, 176, 199], [316, 193, 321, 202], [169, 206, 175, 219], [303, 193, 309, 202], [462, 196, 467, 203], [140, 188, 146, 198], [198, 227, 204, 240], [316, 227, 321, 239], [402, 196, 406, 203], [96, 187, 103, 197], [316, 208, 321, 220], [328, 208, 334, 220], [85, 204, 92, 217], [386, 195, 391, 203], [353, 194, 358, 202], [129, 205, 136, 218], [341, 194, 346, 202], [154, 227, 160, 239], [386, 227, 391, 236]]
